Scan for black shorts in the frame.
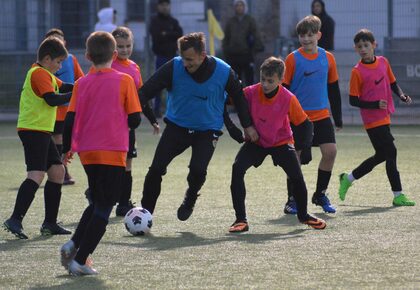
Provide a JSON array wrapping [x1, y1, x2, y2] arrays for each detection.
[[18, 130, 62, 171], [312, 117, 336, 146], [366, 125, 394, 150], [83, 164, 125, 206], [127, 129, 137, 159], [53, 120, 64, 135]]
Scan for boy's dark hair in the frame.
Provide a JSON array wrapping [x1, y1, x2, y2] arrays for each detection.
[[37, 36, 68, 61], [112, 26, 133, 40], [296, 15, 321, 35], [178, 32, 206, 53], [45, 28, 65, 39], [86, 31, 116, 65], [353, 29, 375, 44], [260, 56, 285, 79]]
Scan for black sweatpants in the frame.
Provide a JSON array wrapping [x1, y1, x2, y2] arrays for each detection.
[[352, 125, 402, 191], [231, 142, 309, 222], [141, 120, 221, 213]]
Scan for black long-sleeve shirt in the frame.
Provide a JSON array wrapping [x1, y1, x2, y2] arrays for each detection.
[[139, 56, 253, 129], [349, 82, 405, 108], [149, 13, 183, 58]]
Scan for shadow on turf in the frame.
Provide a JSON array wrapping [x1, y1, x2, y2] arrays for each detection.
[[0, 231, 58, 252], [105, 229, 306, 251], [30, 275, 105, 290], [267, 212, 335, 226], [338, 204, 396, 216]]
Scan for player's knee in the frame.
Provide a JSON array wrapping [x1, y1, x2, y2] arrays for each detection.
[[47, 164, 65, 183], [232, 162, 247, 177], [187, 167, 207, 184], [147, 166, 166, 177], [322, 148, 337, 163], [385, 145, 397, 160], [93, 204, 113, 223]]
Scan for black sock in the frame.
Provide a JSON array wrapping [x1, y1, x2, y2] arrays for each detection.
[[71, 204, 94, 249], [119, 171, 132, 206], [11, 179, 39, 221], [74, 214, 108, 265], [286, 178, 294, 200], [43, 180, 62, 224], [315, 169, 332, 196]]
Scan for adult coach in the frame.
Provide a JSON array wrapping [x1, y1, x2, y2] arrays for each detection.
[[139, 32, 258, 222]]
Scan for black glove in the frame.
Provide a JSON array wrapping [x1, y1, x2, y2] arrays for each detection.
[[300, 147, 312, 165], [227, 125, 244, 144]]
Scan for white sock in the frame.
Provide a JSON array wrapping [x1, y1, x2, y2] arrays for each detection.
[[393, 191, 402, 197], [347, 173, 355, 183]]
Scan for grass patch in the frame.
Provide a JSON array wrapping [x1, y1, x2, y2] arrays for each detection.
[[0, 122, 419, 289]]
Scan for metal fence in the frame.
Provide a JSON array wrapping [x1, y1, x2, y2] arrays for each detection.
[[0, 0, 419, 122]]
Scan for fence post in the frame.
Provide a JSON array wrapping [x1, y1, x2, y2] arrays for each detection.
[[387, 0, 393, 39]]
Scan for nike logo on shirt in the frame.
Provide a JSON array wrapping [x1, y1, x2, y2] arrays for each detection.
[[303, 70, 318, 77], [374, 76, 384, 85], [193, 95, 208, 100]]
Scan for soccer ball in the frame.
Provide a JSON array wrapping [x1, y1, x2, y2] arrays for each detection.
[[124, 207, 153, 236]]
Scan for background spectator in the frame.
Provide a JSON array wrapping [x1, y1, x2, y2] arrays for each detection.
[[150, 0, 183, 117], [94, 7, 117, 33], [311, 0, 335, 50], [222, 0, 264, 86]]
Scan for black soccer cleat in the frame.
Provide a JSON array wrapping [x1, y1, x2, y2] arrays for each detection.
[[177, 193, 200, 221], [116, 200, 135, 217], [40, 222, 72, 236], [3, 218, 28, 239]]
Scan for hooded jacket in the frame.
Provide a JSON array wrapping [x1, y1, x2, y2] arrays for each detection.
[[312, 0, 335, 50], [94, 7, 117, 33], [222, 0, 264, 60]]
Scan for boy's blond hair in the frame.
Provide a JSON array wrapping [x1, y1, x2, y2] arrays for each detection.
[[296, 15, 321, 35], [260, 56, 285, 80], [86, 31, 116, 65]]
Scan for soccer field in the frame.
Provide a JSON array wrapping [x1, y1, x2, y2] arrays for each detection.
[[0, 122, 419, 289]]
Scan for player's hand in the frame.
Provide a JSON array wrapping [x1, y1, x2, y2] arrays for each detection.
[[299, 147, 312, 165], [63, 151, 74, 165], [152, 123, 160, 135], [244, 126, 259, 143], [227, 126, 244, 144], [335, 126, 343, 132], [400, 94, 412, 104], [379, 100, 387, 109]]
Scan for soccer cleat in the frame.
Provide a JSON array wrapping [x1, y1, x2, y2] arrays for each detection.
[[68, 260, 98, 276], [177, 193, 200, 221], [61, 240, 76, 270], [393, 194, 416, 206], [40, 222, 72, 236], [63, 167, 75, 185], [3, 218, 28, 239], [228, 220, 249, 233], [300, 214, 327, 230], [116, 200, 135, 217], [338, 173, 352, 201], [283, 198, 298, 215], [312, 194, 336, 213]]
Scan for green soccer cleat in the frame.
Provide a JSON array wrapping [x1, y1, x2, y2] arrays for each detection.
[[338, 173, 352, 201], [392, 194, 415, 206]]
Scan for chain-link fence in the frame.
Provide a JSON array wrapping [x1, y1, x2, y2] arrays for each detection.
[[1, 0, 419, 123]]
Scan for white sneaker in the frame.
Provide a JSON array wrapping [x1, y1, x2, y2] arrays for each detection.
[[68, 260, 98, 276], [60, 240, 76, 270]]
